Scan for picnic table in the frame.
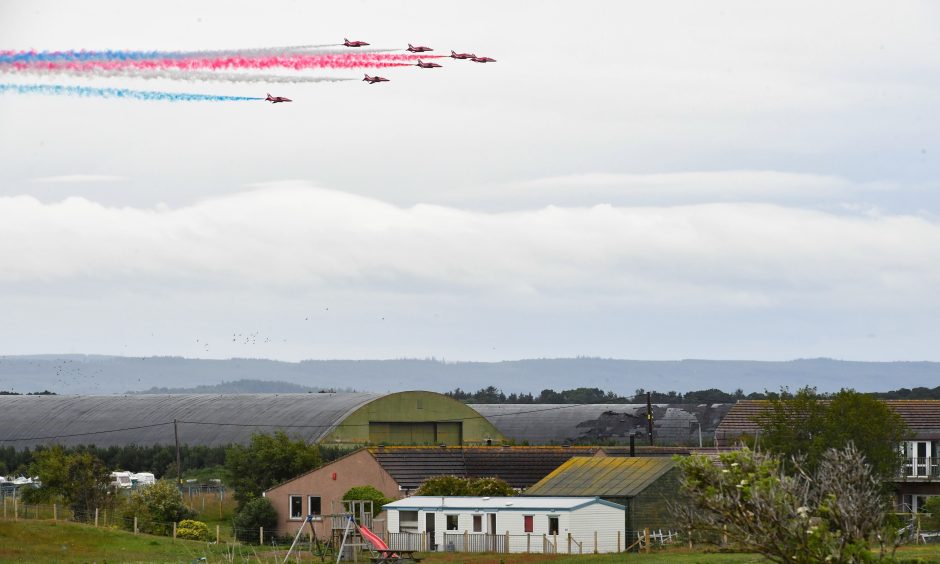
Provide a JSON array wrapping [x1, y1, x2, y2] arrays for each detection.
[[370, 549, 423, 563]]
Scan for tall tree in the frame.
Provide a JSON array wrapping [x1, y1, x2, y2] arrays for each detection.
[[226, 430, 321, 508], [756, 387, 908, 480], [25, 446, 112, 519]]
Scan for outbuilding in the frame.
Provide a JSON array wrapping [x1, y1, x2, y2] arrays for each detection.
[[524, 456, 680, 542], [384, 496, 626, 554]]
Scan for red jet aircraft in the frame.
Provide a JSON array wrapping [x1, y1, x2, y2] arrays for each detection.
[[470, 56, 496, 63], [407, 43, 433, 53], [344, 38, 370, 47], [265, 93, 292, 103], [450, 50, 476, 59], [416, 59, 442, 68], [363, 74, 390, 84]]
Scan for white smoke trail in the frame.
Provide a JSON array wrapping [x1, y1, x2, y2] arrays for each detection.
[[1, 66, 356, 84]]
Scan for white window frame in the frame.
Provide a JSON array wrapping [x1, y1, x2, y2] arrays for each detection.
[[446, 514, 459, 531], [289, 495, 304, 520]]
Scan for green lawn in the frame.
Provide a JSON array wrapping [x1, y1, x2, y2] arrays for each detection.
[[2, 520, 940, 563]]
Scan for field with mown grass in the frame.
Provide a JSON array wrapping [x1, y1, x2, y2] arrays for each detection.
[[3, 520, 940, 563]]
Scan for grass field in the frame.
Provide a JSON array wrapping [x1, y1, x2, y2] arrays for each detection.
[[2, 519, 940, 563]]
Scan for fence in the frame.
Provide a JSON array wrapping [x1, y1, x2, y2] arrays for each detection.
[[387, 529, 661, 554]]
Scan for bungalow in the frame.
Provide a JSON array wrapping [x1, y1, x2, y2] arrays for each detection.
[[264, 445, 607, 539], [384, 496, 626, 554]]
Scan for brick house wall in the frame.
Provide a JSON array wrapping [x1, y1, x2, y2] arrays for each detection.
[[265, 449, 402, 539]]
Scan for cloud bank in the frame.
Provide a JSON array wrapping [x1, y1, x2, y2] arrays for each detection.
[[2, 181, 938, 312]]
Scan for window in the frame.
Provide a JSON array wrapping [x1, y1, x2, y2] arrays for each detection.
[[523, 515, 534, 533], [472, 515, 482, 532], [446, 515, 459, 531], [548, 516, 559, 535], [289, 495, 303, 520], [308, 496, 321, 518]]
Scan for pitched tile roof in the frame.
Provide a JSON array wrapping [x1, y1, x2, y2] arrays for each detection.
[[368, 446, 602, 490], [715, 399, 940, 444], [524, 456, 676, 497]]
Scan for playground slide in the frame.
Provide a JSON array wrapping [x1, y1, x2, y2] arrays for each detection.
[[359, 523, 392, 552]]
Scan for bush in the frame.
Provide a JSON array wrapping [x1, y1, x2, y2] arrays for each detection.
[[122, 480, 195, 536], [176, 519, 209, 541], [232, 497, 278, 544], [343, 485, 393, 514], [415, 476, 515, 497], [921, 497, 940, 531]]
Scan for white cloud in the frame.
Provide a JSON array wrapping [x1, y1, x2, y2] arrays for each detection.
[[1, 182, 938, 312], [458, 171, 894, 209], [30, 174, 127, 184]]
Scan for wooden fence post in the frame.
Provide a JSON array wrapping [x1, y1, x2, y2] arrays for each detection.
[[94, 508, 99, 528], [463, 530, 468, 551], [543, 533, 547, 553], [688, 528, 693, 549], [526, 533, 531, 553], [134, 516, 138, 534], [567, 532, 571, 553], [617, 530, 621, 552], [216, 524, 220, 543], [173, 521, 177, 542], [505, 530, 509, 553], [553, 533, 557, 554], [260, 526, 264, 546], [722, 524, 728, 547], [53, 503, 57, 521], [644, 528, 650, 554], [594, 530, 598, 554], [13, 496, 17, 521]]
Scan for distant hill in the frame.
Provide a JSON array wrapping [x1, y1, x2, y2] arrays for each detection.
[[134, 379, 352, 394], [0, 355, 938, 396]]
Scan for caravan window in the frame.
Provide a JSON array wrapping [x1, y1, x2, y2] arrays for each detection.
[[523, 515, 534, 533], [548, 516, 559, 535], [446, 515, 459, 531], [472, 515, 482, 532], [289, 495, 303, 520]]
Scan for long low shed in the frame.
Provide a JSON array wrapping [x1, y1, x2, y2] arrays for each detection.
[[384, 496, 626, 554]]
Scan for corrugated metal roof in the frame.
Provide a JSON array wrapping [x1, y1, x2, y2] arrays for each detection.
[[715, 399, 940, 444], [385, 496, 623, 511], [524, 456, 676, 497], [470, 403, 733, 445], [0, 393, 379, 448]]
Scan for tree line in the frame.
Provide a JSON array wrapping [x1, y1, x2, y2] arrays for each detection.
[[446, 384, 940, 404]]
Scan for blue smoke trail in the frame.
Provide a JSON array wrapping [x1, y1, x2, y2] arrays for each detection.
[[0, 83, 264, 102]]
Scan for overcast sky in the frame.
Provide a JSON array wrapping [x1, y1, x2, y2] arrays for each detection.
[[1, 1, 939, 365]]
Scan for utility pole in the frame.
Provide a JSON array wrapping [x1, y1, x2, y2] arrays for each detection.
[[174, 419, 182, 485], [646, 392, 653, 446]]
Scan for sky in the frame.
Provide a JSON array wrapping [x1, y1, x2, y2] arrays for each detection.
[[1, 1, 940, 364]]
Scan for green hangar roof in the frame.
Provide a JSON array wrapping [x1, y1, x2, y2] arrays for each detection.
[[524, 456, 676, 497], [0, 391, 504, 449]]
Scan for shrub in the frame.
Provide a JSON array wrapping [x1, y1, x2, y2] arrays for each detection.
[[176, 519, 209, 541], [122, 480, 195, 536], [232, 497, 278, 544], [415, 476, 515, 497], [343, 485, 393, 514]]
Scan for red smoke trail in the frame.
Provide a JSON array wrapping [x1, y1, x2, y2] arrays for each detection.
[[6, 53, 443, 72]]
